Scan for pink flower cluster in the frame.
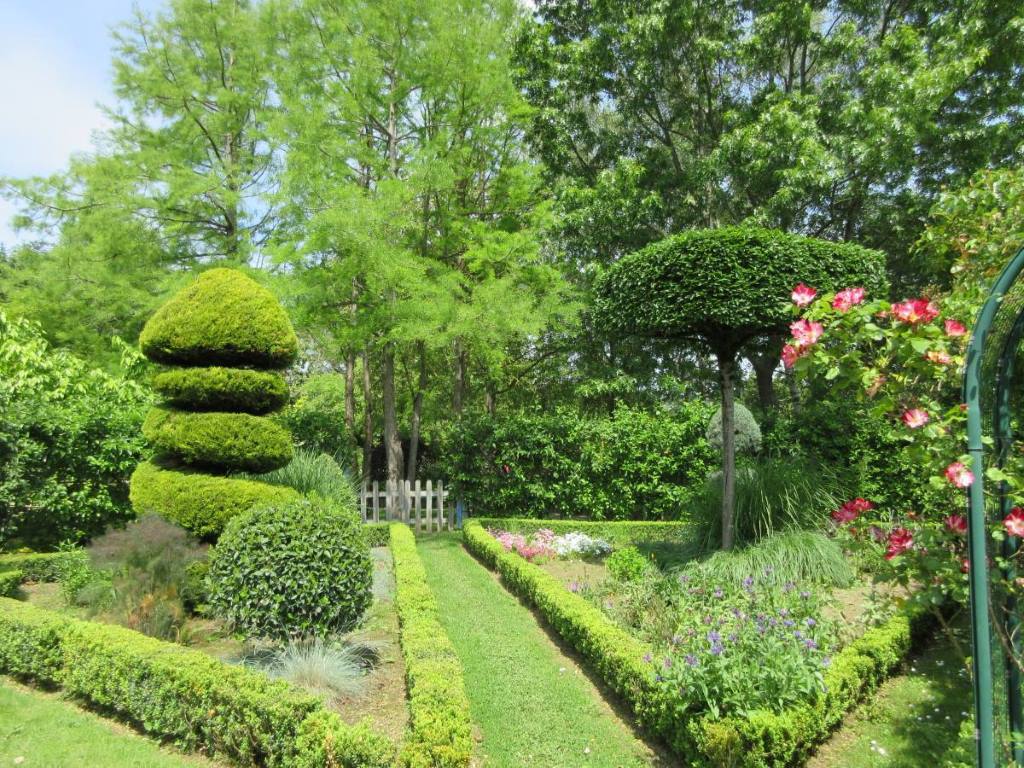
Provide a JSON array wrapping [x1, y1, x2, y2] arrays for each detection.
[[783, 318, 825, 368], [1005, 508, 1024, 538], [831, 497, 874, 524], [490, 528, 555, 561], [891, 298, 939, 325], [901, 408, 929, 429], [884, 528, 914, 560], [832, 287, 865, 312], [944, 462, 974, 489]]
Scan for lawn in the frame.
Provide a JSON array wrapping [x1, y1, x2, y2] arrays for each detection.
[[417, 534, 664, 768], [0, 678, 221, 768], [810, 622, 972, 768]]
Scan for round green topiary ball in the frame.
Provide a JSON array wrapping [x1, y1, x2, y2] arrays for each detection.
[[207, 496, 372, 640], [706, 402, 762, 455]]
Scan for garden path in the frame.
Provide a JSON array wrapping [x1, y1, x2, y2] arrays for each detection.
[[417, 534, 664, 768]]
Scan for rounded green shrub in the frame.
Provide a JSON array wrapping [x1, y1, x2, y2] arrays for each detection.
[[606, 546, 654, 582], [139, 268, 298, 368], [706, 402, 762, 455], [129, 461, 300, 539], [142, 408, 293, 473], [207, 497, 372, 640], [153, 367, 288, 414]]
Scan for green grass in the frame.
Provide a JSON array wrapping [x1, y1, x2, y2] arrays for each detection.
[[809, 623, 973, 768], [416, 534, 661, 768], [0, 679, 220, 767]]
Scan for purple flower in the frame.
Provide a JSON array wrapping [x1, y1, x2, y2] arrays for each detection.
[[655, 674, 663, 683], [643, 653, 653, 664], [800, 590, 811, 600], [685, 654, 699, 667], [710, 642, 724, 656], [793, 630, 803, 640], [727, 633, 737, 643], [805, 618, 816, 628], [714, 588, 724, 599], [663, 657, 673, 669], [805, 638, 819, 651], [743, 576, 754, 588], [784, 581, 796, 593], [779, 608, 790, 618], [821, 655, 831, 668], [707, 630, 721, 644], [784, 619, 795, 628], [569, 581, 580, 593]]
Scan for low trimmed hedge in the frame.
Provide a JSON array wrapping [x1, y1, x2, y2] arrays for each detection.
[[0, 598, 393, 767], [389, 524, 472, 768], [471, 517, 692, 547], [153, 367, 289, 414], [130, 460, 300, 538], [364, 522, 391, 548], [0, 550, 87, 582], [0, 570, 21, 596], [463, 520, 931, 767], [143, 408, 293, 473]]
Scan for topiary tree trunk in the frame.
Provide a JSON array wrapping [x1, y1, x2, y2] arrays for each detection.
[[718, 350, 737, 550]]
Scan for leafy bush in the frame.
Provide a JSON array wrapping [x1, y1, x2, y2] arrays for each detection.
[[706, 402, 761, 455], [209, 497, 372, 640], [143, 407, 293, 472], [153, 366, 288, 414], [438, 403, 715, 520], [247, 449, 357, 507], [390, 524, 472, 768], [130, 460, 300, 539], [279, 373, 355, 462], [0, 311, 150, 548], [294, 711, 395, 768], [685, 531, 856, 589], [607, 546, 654, 582], [0, 570, 21, 597], [690, 457, 850, 549], [140, 268, 298, 368]]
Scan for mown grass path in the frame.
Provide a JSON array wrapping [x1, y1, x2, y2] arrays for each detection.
[[0, 677, 221, 767], [417, 534, 661, 768]]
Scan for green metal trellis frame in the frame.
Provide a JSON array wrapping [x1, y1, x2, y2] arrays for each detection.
[[964, 247, 1024, 768]]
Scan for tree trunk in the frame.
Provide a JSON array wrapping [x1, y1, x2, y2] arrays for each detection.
[[484, 386, 496, 416], [382, 343, 405, 493], [719, 351, 737, 551], [361, 347, 374, 484], [749, 343, 781, 411], [344, 351, 356, 468], [406, 342, 427, 483], [453, 338, 467, 416]]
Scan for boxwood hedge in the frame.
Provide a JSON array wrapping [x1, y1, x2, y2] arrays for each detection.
[[129, 460, 300, 539], [0, 570, 21, 597], [0, 550, 88, 582], [139, 268, 298, 369], [153, 367, 288, 414], [0, 597, 394, 767], [143, 407, 293, 473]]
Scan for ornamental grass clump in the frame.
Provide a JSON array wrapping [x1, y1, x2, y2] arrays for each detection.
[[130, 268, 300, 539]]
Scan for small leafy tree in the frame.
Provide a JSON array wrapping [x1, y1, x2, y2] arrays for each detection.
[[594, 226, 886, 548]]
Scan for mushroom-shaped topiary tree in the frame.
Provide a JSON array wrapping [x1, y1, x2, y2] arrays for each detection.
[[130, 268, 302, 538], [594, 226, 887, 549]]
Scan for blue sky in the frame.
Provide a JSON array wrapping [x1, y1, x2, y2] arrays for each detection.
[[0, 0, 161, 246]]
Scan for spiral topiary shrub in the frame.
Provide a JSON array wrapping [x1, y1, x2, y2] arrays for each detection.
[[130, 268, 299, 538], [153, 367, 288, 414], [207, 497, 372, 640], [707, 402, 762, 456]]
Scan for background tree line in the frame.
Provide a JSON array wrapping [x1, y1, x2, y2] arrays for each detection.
[[2, 0, 1022, 499]]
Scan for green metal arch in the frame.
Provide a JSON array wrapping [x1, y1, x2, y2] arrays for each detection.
[[964, 246, 1024, 768]]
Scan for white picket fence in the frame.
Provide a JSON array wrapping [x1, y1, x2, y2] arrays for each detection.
[[360, 479, 452, 532]]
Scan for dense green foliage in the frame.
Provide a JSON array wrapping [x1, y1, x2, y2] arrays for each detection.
[[0, 551, 88, 583], [707, 402, 762, 456], [139, 269, 298, 368], [438, 403, 715, 519], [605, 547, 654, 583], [153, 366, 288, 414], [390, 525, 473, 768], [208, 497, 372, 640], [594, 227, 887, 351], [0, 311, 150, 549], [0, 597, 392, 767], [142, 407, 293, 473], [129, 460, 299, 539], [0, 570, 21, 597], [278, 373, 354, 462]]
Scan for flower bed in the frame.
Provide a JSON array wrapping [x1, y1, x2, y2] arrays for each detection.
[[463, 519, 931, 767], [471, 517, 691, 548]]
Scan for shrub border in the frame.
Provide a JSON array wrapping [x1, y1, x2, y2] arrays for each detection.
[[0, 570, 22, 597], [389, 523, 473, 768], [462, 519, 933, 767], [0, 597, 394, 767], [471, 517, 692, 547]]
